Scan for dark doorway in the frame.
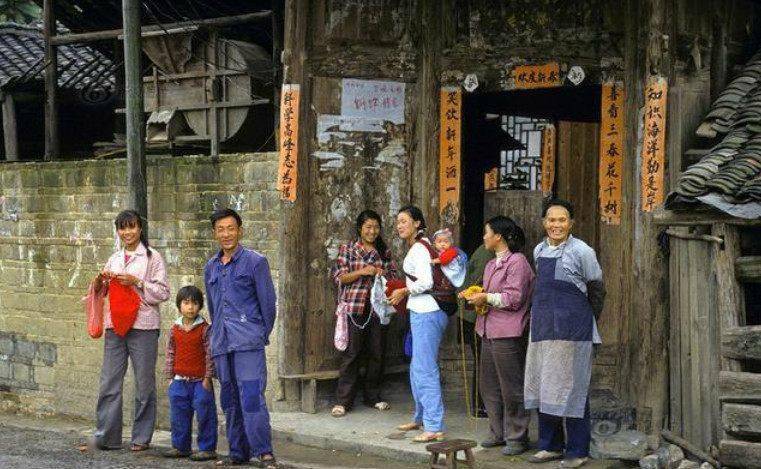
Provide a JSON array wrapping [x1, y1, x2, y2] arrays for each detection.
[[460, 85, 601, 256]]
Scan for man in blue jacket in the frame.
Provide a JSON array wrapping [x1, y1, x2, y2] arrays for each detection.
[[204, 208, 277, 468]]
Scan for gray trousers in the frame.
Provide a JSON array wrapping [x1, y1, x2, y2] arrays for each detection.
[[94, 329, 159, 448], [480, 336, 530, 443]]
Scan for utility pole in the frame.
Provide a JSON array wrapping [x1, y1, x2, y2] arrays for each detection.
[[122, 0, 147, 221], [43, 0, 59, 160]]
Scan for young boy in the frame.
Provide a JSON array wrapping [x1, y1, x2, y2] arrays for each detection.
[[430, 228, 468, 288], [162, 285, 217, 461]]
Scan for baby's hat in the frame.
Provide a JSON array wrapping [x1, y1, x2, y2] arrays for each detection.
[[432, 228, 453, 241]]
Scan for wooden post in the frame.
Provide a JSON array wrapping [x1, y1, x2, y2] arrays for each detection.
[[413, 0, 442, 230], [277, 0, 309, 389], [710, 3, 727, 103], [208, 31, 220, 158], [271, 0, 283, 141], [43, 0, 59, 161], [2, 93, 18, 161], [113, 40, 126, 140], [122, 0, 147, 218]]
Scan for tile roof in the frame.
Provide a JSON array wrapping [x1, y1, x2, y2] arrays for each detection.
[[0, 21, 114, 94], [667, 51, 761, 217]]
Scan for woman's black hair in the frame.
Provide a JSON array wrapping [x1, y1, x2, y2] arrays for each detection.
[[486, 215, 526, 253], [398, 205, 427, 240], [176, 285, 204, 311], [356, 210, 389, 262], [115, 209, 152, 257], [542, 198, 575, 219]]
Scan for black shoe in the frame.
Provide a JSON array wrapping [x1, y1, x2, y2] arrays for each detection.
[[502, 441, 527, 456], [481, 439, 506, 448]]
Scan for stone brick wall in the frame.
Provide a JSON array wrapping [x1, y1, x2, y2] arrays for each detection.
[[0, 153, 281, 426]]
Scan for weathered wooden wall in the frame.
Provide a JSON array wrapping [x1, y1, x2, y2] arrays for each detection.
[[279, 0, 761, 426]]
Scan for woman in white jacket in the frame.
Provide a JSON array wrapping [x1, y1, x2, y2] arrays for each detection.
[[388, 205, 447, 443]]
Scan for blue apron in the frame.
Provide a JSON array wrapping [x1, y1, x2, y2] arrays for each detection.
[[530, 257, 593, 343]]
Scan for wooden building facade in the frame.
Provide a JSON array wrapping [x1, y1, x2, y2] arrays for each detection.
[[276, 0, 761, 463]]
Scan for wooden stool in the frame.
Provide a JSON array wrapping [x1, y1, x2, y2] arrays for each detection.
[[426, 439, 477, 469]]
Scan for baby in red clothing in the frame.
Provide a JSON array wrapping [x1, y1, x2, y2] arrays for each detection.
[[163, 285, 217, 461], [430, 228, 468, 288]]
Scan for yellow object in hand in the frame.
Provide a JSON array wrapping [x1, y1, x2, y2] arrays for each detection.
[[462, 285, 488, 316]]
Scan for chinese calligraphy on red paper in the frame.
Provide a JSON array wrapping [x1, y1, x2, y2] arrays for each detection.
[[541, 124, 556, 195], [640, 77, 667, 212], [278, 84, 300, 202], [599, 81, 625, 224], [484, 167, 498, 191], [512, 63, 562, 90], [439, 87, 461, 221]]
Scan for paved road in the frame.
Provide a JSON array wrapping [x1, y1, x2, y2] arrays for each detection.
[[0, 415, 425, 469]]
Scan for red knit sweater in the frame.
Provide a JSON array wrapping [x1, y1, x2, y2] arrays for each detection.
[[167, 322, 210, 379]]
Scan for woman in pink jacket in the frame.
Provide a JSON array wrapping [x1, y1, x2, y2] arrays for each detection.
[[91, 210, 170, 451], [462, 215, 535, 457]]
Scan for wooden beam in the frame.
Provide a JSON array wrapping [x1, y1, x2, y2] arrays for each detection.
[[665, 228, 723, 244], [736, 256, 761, 283], [50, 11, 272, 46], [722, 326, 761, 361], [723, 404, 761, 438], [661, 430, 721, 468], [43, 0, 59, 161], [652, 207, 758, 226], [720, 371, 761, 404], [2, 94, 18, 161], [719, 439, 761, 469], [123, 0, 147, 218]]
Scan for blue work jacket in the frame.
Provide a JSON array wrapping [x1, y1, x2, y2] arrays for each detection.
[[204, 245, 277, 357]]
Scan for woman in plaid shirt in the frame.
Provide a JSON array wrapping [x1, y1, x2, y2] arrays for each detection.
[[330, 210, 398, 417]]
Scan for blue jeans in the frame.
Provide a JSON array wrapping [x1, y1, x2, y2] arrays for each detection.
[[214, 350, 272, 461], [168, 379, 218, 453], [538, 400, 591, 458], [409, 310, 448, 432]]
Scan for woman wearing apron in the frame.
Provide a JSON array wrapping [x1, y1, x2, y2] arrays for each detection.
[[524, 199, 605, 469]]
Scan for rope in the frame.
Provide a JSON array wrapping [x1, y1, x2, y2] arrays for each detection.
[[458, 305, 480, 434]]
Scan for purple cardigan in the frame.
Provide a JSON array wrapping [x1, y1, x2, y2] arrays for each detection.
[[475, 252, 535, 339]]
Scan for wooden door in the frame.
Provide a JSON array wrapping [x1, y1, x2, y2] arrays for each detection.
[[668, 229, 720, 450], [483, 191, 545, 262], [556, 121, 600, 249], [303, 76, 412, 373]]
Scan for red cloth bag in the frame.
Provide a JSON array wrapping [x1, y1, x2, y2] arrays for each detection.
[[108, 282, 141, 337], [84, 281, 106, 339], [385, 278, 408, 315]]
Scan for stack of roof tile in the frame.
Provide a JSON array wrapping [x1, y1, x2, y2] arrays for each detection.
[[670, 51, 761, 210]]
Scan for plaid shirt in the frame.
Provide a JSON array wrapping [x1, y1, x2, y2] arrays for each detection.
[[332, 240, 398, 316]]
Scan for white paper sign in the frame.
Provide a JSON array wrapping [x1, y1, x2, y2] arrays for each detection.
[[463, 74, 479, 92], [341, 79, 405, 124], [567, 66, 586, 86]]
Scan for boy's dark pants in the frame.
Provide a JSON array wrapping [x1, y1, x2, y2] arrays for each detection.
[[168, 379, 218, 453]]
